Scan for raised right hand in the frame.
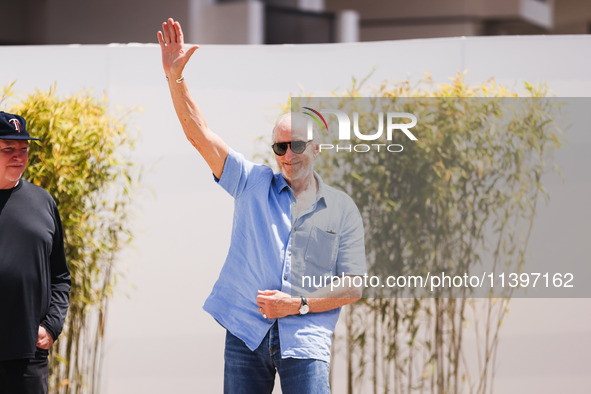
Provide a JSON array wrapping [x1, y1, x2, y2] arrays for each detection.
[[157, 17, 199, 80]]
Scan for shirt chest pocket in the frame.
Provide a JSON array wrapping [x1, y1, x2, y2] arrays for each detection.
[[304, 226, 339, 276]]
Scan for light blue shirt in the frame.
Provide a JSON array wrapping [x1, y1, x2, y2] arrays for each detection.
[[203, 149, 366, 363]]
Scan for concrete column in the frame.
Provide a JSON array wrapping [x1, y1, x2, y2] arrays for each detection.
[[335, 10, 359, 43], [190, 0, 264, 44]]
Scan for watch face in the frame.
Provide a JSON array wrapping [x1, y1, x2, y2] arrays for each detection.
[[300, 304, 310, 315]]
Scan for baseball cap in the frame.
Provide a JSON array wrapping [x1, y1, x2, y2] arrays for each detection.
[[0, 111, 41, 141]]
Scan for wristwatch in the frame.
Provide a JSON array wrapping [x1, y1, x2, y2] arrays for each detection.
[[299, 296, 309, 315]]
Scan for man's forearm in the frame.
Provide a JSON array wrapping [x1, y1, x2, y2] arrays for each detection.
[[158, 18, 229, 178], [41, 285, 70, 340], [257, 277, 363, 319], [167, 81, 229, 179], [305, 278, 363, 314]]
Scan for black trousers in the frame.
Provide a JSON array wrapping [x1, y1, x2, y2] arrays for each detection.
[[0, 348, 49, 394]]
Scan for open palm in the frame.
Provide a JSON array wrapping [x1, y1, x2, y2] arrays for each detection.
[[157, 18, 199, 78]]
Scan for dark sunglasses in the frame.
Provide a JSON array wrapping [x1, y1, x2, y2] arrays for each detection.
[[272, 140, 311, 156]]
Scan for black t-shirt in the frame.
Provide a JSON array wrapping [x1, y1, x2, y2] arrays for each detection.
[[0, 180, 70, 361]]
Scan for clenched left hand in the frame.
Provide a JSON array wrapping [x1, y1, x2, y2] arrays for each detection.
[[37, 326, 54, 350], [256, 290, 299, 319]]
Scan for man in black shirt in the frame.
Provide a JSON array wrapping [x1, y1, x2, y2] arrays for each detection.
[[0, 111, 71, 394]]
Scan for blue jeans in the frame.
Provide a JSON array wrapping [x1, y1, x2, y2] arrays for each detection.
[[224, 322, 330, 394]]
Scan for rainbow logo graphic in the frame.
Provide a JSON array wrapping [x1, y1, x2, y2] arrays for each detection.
[[302, 107, 328, 132]]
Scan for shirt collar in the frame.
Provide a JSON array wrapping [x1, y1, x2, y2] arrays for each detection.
[[273, 172, 291, 194], [274, 171, 328, 207]]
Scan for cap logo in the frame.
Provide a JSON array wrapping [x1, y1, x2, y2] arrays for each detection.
[[8, 119, 21, 133]]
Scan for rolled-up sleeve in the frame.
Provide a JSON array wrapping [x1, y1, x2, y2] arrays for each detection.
[[336, 197, 367, 276], [214, 148, 269, 199]]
